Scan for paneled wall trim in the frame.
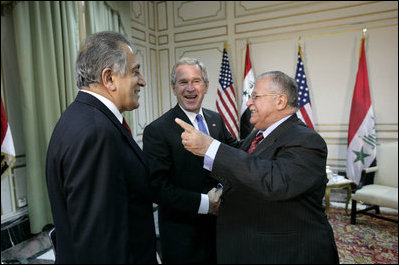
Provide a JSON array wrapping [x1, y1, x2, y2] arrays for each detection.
[[128, 1, 398, 174], [174, 1, 226, 27]]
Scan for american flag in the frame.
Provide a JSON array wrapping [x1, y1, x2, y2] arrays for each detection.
[[216, 47, 239, 139], [295, 45, 314, 130]]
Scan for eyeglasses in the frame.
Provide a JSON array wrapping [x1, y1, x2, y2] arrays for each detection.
[[250, 93, 279, 101]]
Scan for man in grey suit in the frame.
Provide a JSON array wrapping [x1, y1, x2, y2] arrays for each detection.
[[176, 71, 339, 264], [143, 58, 238, 263]]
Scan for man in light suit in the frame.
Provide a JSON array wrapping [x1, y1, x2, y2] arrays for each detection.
[[46, 31, 157, 264], [143, 58, 238, 263], [176, 71, 339, 264]]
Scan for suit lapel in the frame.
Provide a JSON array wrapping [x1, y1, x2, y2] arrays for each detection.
[[172, 104, 193, 126], [252, 114, 300, 154], [202, 109, 218, 137], [76, 91, 148, 167]]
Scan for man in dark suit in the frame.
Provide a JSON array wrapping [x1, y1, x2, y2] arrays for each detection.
[[143, 58, 238, 264], [176, 71, 339, 264], [46, 31, 157, 264]]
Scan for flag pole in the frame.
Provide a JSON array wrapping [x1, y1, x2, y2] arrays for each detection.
[[298, 36, 303, 58]]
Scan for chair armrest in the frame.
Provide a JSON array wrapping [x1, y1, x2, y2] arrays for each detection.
[[356, 166, 378, 190], [364, 166, 378, 174]]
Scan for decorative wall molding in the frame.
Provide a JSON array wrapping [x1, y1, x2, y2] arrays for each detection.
[[156, 2, 168, 31], [132, 44, 149, 138], [148, 1, 156, 31], [234, 1, 322, 18], [149, 33, 156, 45], [131, 1, 145, 26], [131, 26, 146, 41], [158, 49, 171, 115], [174, 25, 227, 43], [174, 1, 225, 27], [158, 34, 169, 45]]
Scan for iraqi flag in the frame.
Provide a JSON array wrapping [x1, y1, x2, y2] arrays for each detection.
[[347, 37, 376, 185], [1, 96, 16, 177], [239, 43, 255, 139]]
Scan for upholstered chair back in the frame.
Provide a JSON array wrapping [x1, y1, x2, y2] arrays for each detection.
[[374, 141, 398, 188]]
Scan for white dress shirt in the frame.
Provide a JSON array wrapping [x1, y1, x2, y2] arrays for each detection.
[[81, 90, 123, 124], [178, 105, 211, 214]]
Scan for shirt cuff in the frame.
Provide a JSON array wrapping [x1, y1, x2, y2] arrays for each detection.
[[198, 193, 209, 214], [204, 139, 221, 171]]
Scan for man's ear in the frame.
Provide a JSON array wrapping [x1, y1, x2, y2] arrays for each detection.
[[276, 94, 288, 110], [171, 85, 177, 96], [102, 68, 116, 91], [204, 80, 209, 94]]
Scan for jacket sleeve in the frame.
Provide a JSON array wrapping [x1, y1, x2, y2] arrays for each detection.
[[212, 131, 328, 201]]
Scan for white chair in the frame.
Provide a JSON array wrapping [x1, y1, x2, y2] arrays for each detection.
[[350, 141, 398, 224]]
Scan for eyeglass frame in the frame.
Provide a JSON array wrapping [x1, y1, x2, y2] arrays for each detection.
[[249, 92, 280, 101]]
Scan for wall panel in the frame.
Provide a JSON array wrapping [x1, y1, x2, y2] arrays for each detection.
[[131, 1, 397, 172]]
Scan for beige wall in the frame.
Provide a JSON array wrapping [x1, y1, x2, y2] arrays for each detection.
[[130, 1, 398, 170]]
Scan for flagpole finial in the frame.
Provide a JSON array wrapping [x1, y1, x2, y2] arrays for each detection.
[[362, 27, 367, 38], [298, 36, 303, 48]]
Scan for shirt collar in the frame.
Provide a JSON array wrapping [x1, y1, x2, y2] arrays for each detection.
[[178, 104, 205, 127], [258, 114, 293, 139], [81, 90, 123, 123]]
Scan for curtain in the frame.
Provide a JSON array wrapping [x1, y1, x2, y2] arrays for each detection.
[[11, 1, 129, 233], [85, 1, 126, 35], [12, 1, 79, 233]]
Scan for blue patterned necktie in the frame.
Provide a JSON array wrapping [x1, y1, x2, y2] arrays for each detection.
[[196, 114, 209, 135]]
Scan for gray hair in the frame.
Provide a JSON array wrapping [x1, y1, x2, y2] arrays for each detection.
[[256, 71, 299, 109], [75, 31, 136, 88], [170, 57, 209, 86]]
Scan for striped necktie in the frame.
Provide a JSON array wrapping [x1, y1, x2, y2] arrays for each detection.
[[196, 114, 209, 135], [122, 118, 132, 136], [247, 132, 264, 154]]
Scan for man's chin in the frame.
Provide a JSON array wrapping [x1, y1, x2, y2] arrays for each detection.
[[181, 103, 199, 113]]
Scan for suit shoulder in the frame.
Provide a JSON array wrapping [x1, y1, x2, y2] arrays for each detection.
[[144, 108, 176, 132], [203, 108, 225, 124], [203, 108, 221, 117], [293, 122, 326, 146]]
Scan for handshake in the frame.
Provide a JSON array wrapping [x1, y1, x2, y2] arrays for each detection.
[[208, 185, 223, 215]]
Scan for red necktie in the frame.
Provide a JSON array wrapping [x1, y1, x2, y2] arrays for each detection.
[[247, 132, 264, 154], [122, 118, 132, 136]]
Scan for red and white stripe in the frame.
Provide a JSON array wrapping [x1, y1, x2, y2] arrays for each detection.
[[216, 84, 239, 139]]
